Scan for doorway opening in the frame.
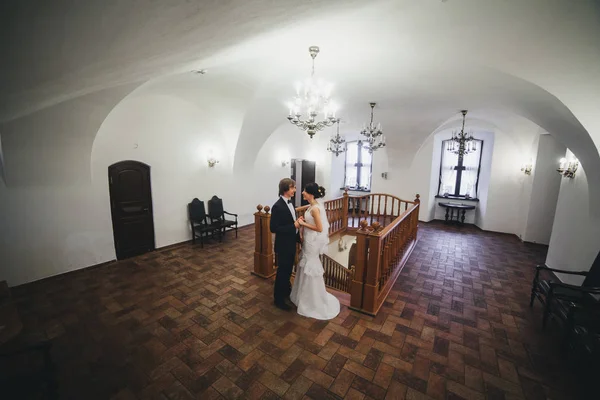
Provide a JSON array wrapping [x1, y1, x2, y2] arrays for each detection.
[[108, 160, 156, 259]]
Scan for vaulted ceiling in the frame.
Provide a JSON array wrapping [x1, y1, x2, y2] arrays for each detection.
[[1, 0, 599, 123], [1, 0, 599, 192]]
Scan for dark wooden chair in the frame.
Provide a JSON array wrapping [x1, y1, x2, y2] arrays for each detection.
[[530, 250, 600, 328], [207, 195, 238, 239], [562, 302, 600, 378], [188, 198, 218, 247]]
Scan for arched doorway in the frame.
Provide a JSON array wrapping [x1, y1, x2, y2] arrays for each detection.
[[108, 161, 155, 259]]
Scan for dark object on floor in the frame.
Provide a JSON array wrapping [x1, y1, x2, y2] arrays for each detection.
[[530, 250, 600, 328]]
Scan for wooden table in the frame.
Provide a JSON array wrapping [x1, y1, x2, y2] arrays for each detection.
[[438, 202, 476, 225]]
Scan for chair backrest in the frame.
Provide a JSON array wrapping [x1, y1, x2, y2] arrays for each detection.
[[188, 198, 208, 222], [583, 250, 600, 287], [208, 195, 224, 220]]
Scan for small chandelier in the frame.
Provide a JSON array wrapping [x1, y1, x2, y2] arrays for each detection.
[[360, 102, 386, 153], [447, 110, 476, 157], [287, 46, 337, 138], [327, 118, 346, 157]]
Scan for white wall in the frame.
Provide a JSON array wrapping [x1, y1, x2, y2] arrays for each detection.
[[546, 160, 600, 285], [0, 85, 137, 286], [520, 134, 565, 244], [0, 84, 333, 286], [254, 123, 332, 207], [404, 126, 529, 235], [517, 135, 540, 241], [326, 122, 532, 236]]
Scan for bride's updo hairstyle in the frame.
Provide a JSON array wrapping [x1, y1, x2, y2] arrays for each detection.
[[305, 182, 326, 199]]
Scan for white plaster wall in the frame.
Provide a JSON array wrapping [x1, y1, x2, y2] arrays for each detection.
[[517, 135, 540, 241], [253, 123, 332, 208], [479, 132, 524, 234], [521, 134, 565, 244], [328, 125, 529, 236], [0, 85, 138, 286], [0, 87, 333, 286], [91, 93, 246, 253], [546, 160, 600, 285]]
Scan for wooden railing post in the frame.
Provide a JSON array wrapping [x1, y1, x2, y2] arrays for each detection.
[[349, 220, 369, 310], [342, 188, 349, 231], [362, 221, 384, 314], [253, 205, 276, 279], [413, 194, 420, 238]]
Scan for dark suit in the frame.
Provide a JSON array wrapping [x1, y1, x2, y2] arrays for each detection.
[[270, 197, 300, 304]]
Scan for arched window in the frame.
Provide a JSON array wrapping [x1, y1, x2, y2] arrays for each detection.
[[344, 141, 372, 191], [438, 139, 483, 198]]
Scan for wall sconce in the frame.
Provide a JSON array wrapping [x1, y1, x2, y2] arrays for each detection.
[[207, 150, 219, 168], [557, 157, 578, 178], [521, 161, 532, 175], [207, 157, 219, 168], [281, 160, 290, 167]]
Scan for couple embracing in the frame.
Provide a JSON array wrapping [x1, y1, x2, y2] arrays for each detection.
[[270, 178, 340, 320]]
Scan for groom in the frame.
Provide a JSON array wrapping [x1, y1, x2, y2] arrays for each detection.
[[270, 178, 301, 310]]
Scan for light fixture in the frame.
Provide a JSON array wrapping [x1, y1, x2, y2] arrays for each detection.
[[207, 150, 219, 168], [447, 110, 477, 157], [287, 46, 337, 138], [326, 118, 346, 157], [281, 160, 290, 167], [557, 157, 578, 178], [360, 102, 386, 153], [521, 159, 533, 175]]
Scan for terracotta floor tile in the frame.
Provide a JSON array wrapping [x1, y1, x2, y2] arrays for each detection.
[[6, 223, 587, 399]]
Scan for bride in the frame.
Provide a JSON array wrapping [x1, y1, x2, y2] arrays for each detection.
[[290, 183, 340, 320]]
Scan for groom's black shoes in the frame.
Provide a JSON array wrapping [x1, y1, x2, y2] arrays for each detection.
[[274, 300, 291, 311]]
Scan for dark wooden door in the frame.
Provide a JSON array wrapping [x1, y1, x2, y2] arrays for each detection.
[[300, 161, 316, 206], [108, 161, 155, 260]]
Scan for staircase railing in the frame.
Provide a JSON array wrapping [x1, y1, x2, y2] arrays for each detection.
[[253, 190, 420, 314]]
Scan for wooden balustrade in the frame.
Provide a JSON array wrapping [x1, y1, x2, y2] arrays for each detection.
[[349, 194, 420, 315], [253, 191, 421, 315], [291, 253, 354, 293], [321, 254, 355, 293]]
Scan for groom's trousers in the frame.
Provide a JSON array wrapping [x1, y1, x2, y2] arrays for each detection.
[[274, 248, 295, 303]]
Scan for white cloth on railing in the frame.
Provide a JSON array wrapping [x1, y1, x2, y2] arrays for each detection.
[[290, 201, 340, 320]]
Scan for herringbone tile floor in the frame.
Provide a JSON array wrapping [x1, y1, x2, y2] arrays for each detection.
[[9, 222, 584, 399]]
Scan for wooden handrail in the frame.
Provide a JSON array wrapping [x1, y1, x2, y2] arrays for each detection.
[[253, 192, 421, 315], [349, 194, 420, 315]]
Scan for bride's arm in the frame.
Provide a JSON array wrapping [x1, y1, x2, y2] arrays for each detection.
[[299, 207, 323, 232]]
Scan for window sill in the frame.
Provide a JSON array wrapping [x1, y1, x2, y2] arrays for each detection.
[[435, 195, 479, 202], [341, 187, 371, 193]]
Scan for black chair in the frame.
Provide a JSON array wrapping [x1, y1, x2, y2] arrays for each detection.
[[530, 250, 600, 328], [562, 302, 600, 381], [207, 195, 238, 239], [188, 198, 218, 247]]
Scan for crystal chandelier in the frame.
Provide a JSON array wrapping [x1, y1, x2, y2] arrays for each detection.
[[360, 102, 386, 153], [447, 110, 476, 157], [327, 118, 346, 157], [287, 46, 337, 138]]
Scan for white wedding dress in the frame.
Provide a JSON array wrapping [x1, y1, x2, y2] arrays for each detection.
[[290, 201, 340, 320]]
